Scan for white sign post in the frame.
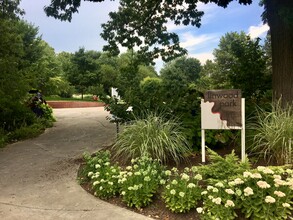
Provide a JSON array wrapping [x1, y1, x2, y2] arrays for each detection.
[[201, 90, 245, 162]]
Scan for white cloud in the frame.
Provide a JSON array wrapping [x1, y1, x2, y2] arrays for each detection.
[[189, 52, 215, 64], [248, 23, 269, 39], [179, 32, 219, 50]]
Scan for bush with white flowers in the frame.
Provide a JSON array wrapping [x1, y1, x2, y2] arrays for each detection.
[[118, 156, 166, 208], [162, 166, 202, 213], [234, 166, 293, 219], [88, 151, 121, 199]]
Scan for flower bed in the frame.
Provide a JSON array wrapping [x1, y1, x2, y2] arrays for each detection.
[[78, 149, 293, 220]]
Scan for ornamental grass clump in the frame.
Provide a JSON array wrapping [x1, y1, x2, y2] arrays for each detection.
[[249, 100, 293, 165], [118, 156, 166, 208], [162, 166, 203, 213], [111, 113, 191, 164]]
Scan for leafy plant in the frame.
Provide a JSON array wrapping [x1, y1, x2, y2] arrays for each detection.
[[90, 157, 121, 199], [40, 103, 56, 122], [118, 156, 166, 208], [234, 166, 293, 219], [249, 100, 293, 165], [198, 148, 251, 183], [198, 182, 238, 220], [162, 166, 202, 213], [111, 113, 191, 164]]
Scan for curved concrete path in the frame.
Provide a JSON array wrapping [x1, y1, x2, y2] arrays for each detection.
[[0, 107, 152, 220]]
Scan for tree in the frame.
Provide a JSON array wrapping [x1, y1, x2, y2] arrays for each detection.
[[212, 31, 271, 98], [67, 48, 101, 98], [44, 0, 293, 106]]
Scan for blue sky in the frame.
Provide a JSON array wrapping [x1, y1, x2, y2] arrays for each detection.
[[19, 0, 269, 69]]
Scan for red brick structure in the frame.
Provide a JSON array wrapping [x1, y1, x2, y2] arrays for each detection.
[[47, 101, 104, 108]]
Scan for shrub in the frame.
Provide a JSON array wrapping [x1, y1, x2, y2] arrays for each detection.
[[235, 166, 293, 219], [162, 166, 202, 213], [198, 148, 251, 183], [249, 100, 293, 165], [111, 113, 191, 164], [118, 156, 166, 208]]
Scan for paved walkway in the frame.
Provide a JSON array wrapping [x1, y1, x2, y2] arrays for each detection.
[[0, 107, 152, 220]]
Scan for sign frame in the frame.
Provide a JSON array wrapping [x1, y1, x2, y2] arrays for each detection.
[[201, 95, 246, 162]]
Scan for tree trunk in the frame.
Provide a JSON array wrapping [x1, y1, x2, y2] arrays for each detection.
[[266, 0, 293, 106]]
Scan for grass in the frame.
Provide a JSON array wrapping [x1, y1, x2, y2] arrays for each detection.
[[248, 100, 293, 165], [111, 112, 192, 164]]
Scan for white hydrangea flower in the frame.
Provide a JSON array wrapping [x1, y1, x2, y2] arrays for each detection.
[[201, 191, 208, 195], [166, 184, 170, 189], [228, 181, 236, 187], [95, 164, 101, 169], [274, 178, 286, 187], [126, 166, 132, 170], [225, 200, 235, 207], [88, 171, 94, 177], [165, 170, 172, 176], [181, 173, 190, 181], [127, 172, 133, 176], [243, 171, 252, 178], [187, 183, 196, 188], [191, 166, 198, 172], [212, 187, 219, 193], [133, 185, 139, 190], [160, 179, 166, 185], [234, 178, 244, 185], [93, 181, 100, 186], [170, 189, 176, 195], [131, 159, 136, 164], [265, 196, 276, 203], [171, 180, 178, 185], [121, 191, 126, 195], [196, 207, 203, 214], [274, 190, 286, 197], [144, 176, 151, 182], [225, 189, 235, 195], [104, 162, 110, 166], [108, 181, 113, 185], [179, 192, 185, 197], [207, 185, 214, 191], [194, 174, 203, 181], [133, 164, 138, 169], [273, 174, 282, 180], [99, 186, 103, 190], [128, 186, 133, 190], [215, 182, 224, 188], [257, 181, 271, 189], [212, 197, 222, 205], [244, 187, 254, 196], [251, 173, 262, 179], [257, 166, 266, 172], [282, 203, 290, 208], [134, 171, 141, 176]]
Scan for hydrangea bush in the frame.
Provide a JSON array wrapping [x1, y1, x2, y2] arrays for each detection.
[[162, 166, 202, 213], [118, 156, 166, 208]]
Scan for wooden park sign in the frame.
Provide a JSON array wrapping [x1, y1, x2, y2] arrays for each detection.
[[201, 89, 245, 162]]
